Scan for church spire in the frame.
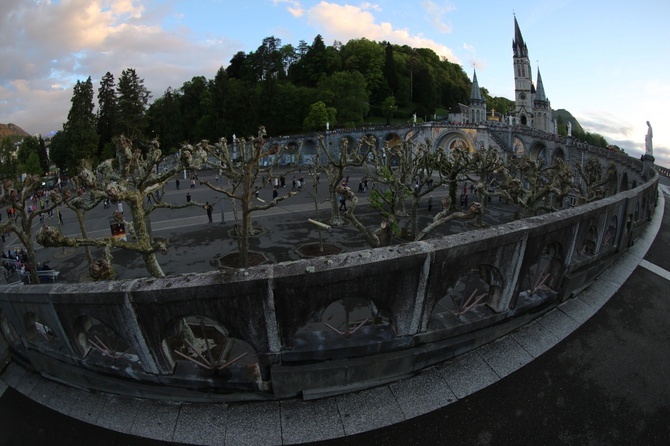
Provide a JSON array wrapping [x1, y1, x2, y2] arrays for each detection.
[[468, 68, 486, 124], [513, 16, 528, 58], [470, 69, 484, 102], [535, 68, 547, 102]]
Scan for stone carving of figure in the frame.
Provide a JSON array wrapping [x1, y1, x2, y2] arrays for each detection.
[[645, 121, 653, 156], [567, 121, 572, 137]]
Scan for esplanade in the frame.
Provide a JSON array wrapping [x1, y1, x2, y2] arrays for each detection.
[[0, 123, 659, 402]]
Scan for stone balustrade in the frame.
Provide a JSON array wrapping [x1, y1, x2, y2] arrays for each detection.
[[0, 141, 659, 402]]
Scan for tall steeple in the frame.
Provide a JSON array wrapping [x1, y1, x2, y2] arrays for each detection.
[[513, 15, 528, 58], [469, 68, 486, 124], [535, 68, 547, 102], [513, 16, 532, 126], [533, 67, 552, 132]]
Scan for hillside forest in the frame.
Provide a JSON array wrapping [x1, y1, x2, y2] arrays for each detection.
[[4, 34, 611, 178]]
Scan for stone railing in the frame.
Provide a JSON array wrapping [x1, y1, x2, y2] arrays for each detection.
[[0, 158, 659, 402]]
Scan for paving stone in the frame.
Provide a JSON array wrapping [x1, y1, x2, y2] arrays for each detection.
[[67, 390, 109, 425], [336, 385, 404, 436], [172, 402, 228, 446], [280, 398, 345, 444], [560, 296, 597, 324], [511, 320, 560, 358], [389, 367, 457, 420], [437, 351, 499, 399], [476, 336, 534, 378], [537, 307, 580, 341], [28, 376, 58, 405], [0, 362, 27, 387], [14, 369, 40, 396], [224, 401, 281, 446], [95, 395, 142, 433], [130, 399, 182, 442], [43, 382, 80, 415]]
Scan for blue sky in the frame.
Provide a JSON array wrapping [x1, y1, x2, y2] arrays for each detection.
[[1, 0, 669, 166]]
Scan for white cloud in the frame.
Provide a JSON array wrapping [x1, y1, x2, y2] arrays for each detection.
[[305, 1, 459, 62], [421, 0, 455, 34], [273, 0, 304, 17], [0, 0, 239, 135]]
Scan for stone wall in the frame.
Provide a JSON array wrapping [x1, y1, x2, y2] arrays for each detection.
[[0, 150, 659, 402]]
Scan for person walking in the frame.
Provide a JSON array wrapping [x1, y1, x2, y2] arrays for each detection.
[[205, 202, 213, 223], [186, 192, 192, 203]]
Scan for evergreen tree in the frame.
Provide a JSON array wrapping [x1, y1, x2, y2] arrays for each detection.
[[62, 77, 98, 174], [24, 152, 43, 175], [47, 130, 70, 173], [117, 68, 151, 140], [0, 137, 18, 180], [97, 72, 118, 158], [383, 42, 398, 96], [38, 135, 49, 173], [146, 87, 184, 152], [17, 135, 39, 165]]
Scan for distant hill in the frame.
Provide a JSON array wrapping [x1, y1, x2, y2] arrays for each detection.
[[553, 109, 584, 134], [0, 123, 30, 140]]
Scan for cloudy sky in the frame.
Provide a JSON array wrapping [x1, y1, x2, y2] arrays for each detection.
[[2, 0, 669, 166]]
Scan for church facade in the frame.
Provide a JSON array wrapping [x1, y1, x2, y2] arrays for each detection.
[[453, 17, 554, 133]]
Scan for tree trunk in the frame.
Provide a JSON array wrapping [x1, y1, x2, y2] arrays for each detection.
[[142, 252, 165, 277]]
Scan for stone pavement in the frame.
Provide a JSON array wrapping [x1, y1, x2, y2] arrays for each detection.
[[1, 177, 669, 445]]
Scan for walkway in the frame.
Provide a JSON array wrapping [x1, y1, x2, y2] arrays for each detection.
[[1, 178, 669, 445]]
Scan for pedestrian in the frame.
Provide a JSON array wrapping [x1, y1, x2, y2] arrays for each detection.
[[58, 209, 63, 225], [428, 196, 433, 211], [205, 202, 213, 223], [186, 192, 191, 203], [339, 195, 347, 211], [272, 187, 278, 201], [176, 178, 180, 189], [117, 202, 123, 215]]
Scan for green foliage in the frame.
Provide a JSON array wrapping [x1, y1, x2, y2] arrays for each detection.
[[318, 71, 369, 126], [47, 130, 69, 172], [97, 72, 118, 158], [0, 137, 18, 180], [117, 68, 151, 140], [62, 77, 98, 174], [303, 101, 336, 131], [24, 152, 43, 175], [17, 135, 39, 165], [381, 96, 398, 125]]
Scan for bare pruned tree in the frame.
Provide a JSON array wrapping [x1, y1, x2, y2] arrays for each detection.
[[194, 126, 299, 268], [37, 135, 207, 278]]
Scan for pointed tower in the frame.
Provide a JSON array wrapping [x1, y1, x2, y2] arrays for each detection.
[[533, 68, 552, 132], [469, 69, 487, 124], [513, 16, 533, 126]]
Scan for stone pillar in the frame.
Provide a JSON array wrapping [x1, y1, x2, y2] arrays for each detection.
[[642, 154, 655, 180]]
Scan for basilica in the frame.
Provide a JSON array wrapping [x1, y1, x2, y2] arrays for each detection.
[[452, 17, 553, 133]]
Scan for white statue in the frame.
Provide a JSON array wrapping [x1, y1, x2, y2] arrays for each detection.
[[645, 121, 653, 156], [326, 121, 329, 131], [413, 113, 417, 124], [567, 121, 572, 137]]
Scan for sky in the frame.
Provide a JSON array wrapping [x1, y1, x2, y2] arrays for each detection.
[[1, 0, 669, 167]]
